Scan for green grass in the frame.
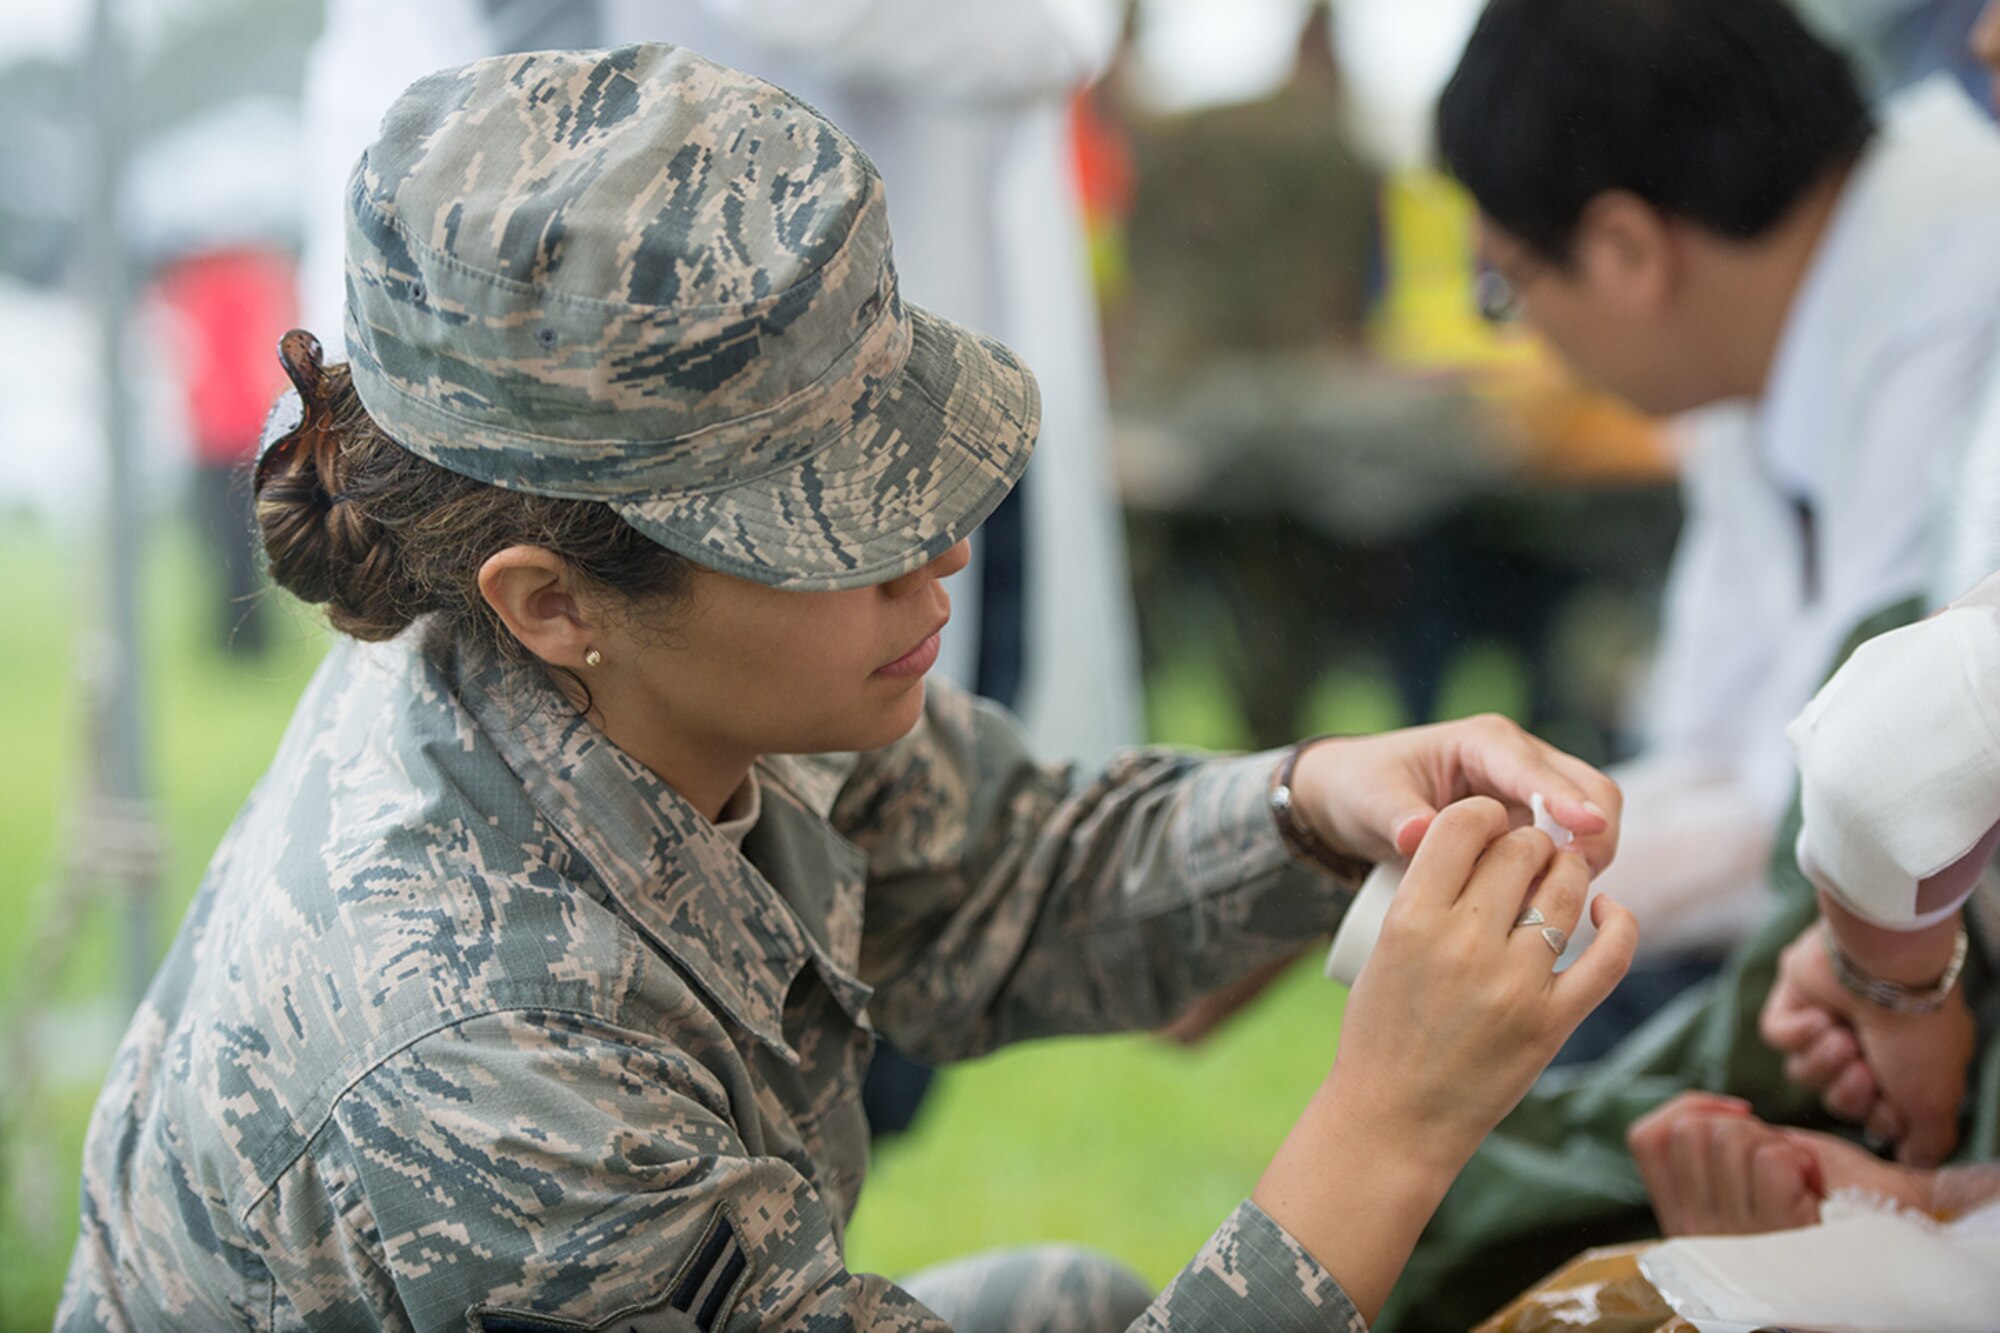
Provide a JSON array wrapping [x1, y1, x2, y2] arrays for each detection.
[[0, 518, 1358, 1326], [0, 527, 81, 987], [846, 960, 1339, 1288], [0, 519, 330, 1321]]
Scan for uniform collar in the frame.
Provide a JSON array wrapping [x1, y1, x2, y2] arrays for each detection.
[[451, 647, 871, 1062]]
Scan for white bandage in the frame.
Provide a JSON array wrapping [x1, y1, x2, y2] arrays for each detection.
[[1787, 572, 2000, 929]]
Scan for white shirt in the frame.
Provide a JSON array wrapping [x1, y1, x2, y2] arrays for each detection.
[[1937, 346, 2000, 602], [1601, 79, 2000, 956]]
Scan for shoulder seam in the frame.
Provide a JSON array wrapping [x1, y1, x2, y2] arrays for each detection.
[[237, 990, 623, 1225]]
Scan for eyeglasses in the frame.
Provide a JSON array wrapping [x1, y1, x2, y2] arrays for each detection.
[[1474, 265, 1526, 325], [255, 329, 333, 492]]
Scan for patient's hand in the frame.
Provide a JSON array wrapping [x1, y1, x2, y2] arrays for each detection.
[[1628, 1092, 1930, 1236], [1759, 920, 1974, 1168]]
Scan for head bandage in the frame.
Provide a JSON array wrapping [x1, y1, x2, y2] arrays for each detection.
[[1787, 574, 2000, 929]]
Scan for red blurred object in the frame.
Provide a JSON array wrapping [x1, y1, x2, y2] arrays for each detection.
[[154, 246, 299, 465], [1070, 86, 1135, 231]]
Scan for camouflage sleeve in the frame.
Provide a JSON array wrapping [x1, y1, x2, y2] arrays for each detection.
[[833, 679, 1355, 1062], [1143, 1201, 1369, 1332], [278, 1008, 956, 1332], [280, 1009, 1365, 1332]]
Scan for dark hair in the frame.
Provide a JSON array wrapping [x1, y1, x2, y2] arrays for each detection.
[[254, 361, 694, 674], [1437, 0, 1875, 263]]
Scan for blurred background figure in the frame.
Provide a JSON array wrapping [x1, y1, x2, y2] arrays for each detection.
[[147, 243, 295, 656], [1109, 0, 1677, 762], [127, 94, 302, 657], [0, 3, 324, 1320], [1099, 0, 1681, 1044]]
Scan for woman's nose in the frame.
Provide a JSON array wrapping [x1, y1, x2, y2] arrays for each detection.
[[932, 538, 972, 580], [881, 539, 972, 598]]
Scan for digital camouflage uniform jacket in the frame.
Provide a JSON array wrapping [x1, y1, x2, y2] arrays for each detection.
[[60, 631, 1365, 1331]]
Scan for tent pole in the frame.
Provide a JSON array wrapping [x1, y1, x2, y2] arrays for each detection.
[[84, 0, 159, 1010]]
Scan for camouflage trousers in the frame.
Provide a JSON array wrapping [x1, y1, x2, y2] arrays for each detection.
[[901, 1246, 1154, 1333]]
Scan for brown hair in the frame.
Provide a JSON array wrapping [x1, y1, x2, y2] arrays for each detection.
[[253, 358, 694, 671]]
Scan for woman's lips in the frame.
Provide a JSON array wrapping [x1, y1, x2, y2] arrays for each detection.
[[875, 628, 943, 679]]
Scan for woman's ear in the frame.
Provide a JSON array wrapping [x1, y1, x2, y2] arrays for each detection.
[[477, 546, 593, 668]]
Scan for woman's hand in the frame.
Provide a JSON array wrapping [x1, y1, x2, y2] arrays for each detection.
[[1324, 797, 1639, 1173], [1288, 716, 1622, 875], [1251, 799, 1637, 1321], [1629, 1092, 1932, 1236], [1758, 919, 1975, 1168]]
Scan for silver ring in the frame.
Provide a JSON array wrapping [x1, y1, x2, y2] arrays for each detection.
[[1512, 906, 1546, 930], [1540, 926, 1568, 956]]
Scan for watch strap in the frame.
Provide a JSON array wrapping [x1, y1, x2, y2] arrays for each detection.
[[1822, 924, 1969, 1016], [1269, 738, 1373, 883]]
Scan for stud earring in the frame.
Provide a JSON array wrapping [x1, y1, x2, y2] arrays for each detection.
[[583, 648, 603, 668]]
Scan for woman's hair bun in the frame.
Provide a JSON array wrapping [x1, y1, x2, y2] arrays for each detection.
[[254, 372, 425, 642], [250, 353, 693, 669]]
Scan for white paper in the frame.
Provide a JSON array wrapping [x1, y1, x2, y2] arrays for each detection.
[[1639, 1189, 2000, 1333]]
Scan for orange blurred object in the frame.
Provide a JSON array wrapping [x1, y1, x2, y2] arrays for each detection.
[[1476, 1244, 1697, 1333], [1371, 168, 1675, 486], [1472, 356, 1679, 485]]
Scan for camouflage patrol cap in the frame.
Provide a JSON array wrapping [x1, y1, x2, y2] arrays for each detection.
[[342, 44, 1039, 590]]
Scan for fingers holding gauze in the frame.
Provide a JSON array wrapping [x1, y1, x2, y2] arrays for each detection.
[[1395, 797, 1631, 1044], [1472, 825, 1602, 996], [1517, 739, 1619, 870]]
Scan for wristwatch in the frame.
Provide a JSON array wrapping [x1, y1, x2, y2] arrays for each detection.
[[1822, 924, 1970, 1016], [1269, 737, 1374, 883]]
